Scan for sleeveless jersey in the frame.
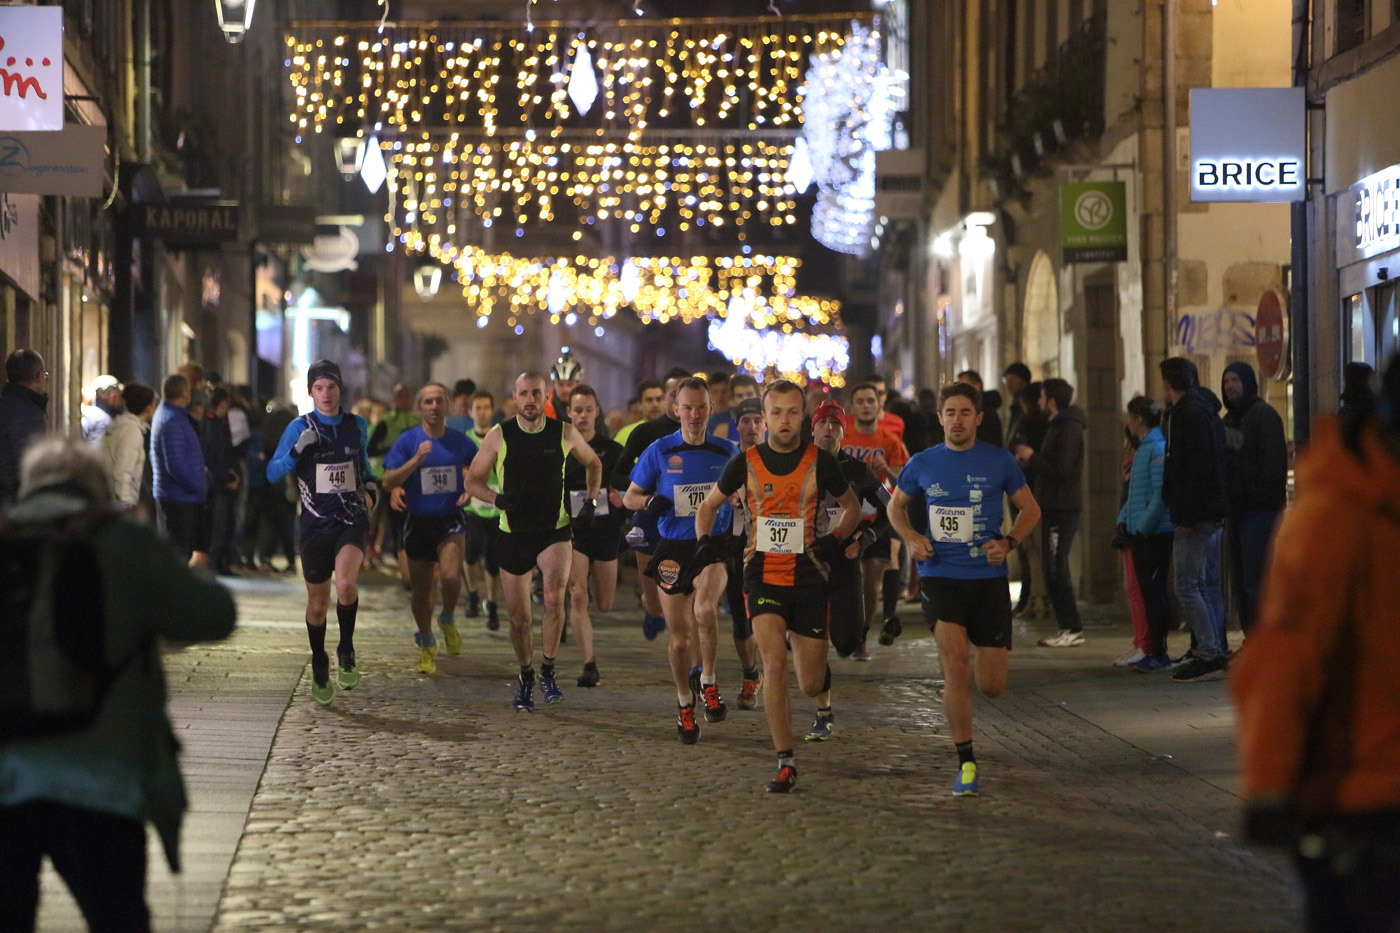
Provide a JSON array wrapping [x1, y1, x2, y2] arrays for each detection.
[[494, 417, 569, 533], [294, 411, 370, 536], [464, 426, 501, 519], [742, 444, 826, 587]]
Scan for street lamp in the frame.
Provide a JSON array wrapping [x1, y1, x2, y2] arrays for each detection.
[[334, 136, 366, 181], [214, 0, 256, 44], [413, 263, 443, 301]]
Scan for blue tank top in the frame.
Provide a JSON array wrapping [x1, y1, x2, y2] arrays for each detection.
[[294, 412, 371, 536]]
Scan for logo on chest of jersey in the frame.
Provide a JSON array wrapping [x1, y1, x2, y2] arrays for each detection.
[[762, 483, 773, 495], [667, 455, 684, 473], [969, 488, 983, 503], [927, 482, 948, 498], [966, 474, 986, 483]]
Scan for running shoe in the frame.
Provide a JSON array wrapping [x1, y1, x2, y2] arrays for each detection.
[[1131, 654, 1173, 673], [440, 619, 462, 656], [513, 677, 535, 712], [310, 652, 333, 706], [465, 592, 481, 618], [676, 704, 700, 744], [336, 646, 360, 690], [767, 764, 797, 793], [1113, 646, 1146, 667], [688, 665, 702, 703], [878, 616, 902, 646], [1037, 629, 1086, 648], [413, 632, 438, 674], [852, 641, 873, 662], [577, 662, 600, 688], [702, 684, 727, 723], [642, 612, 664, 640], [804, 710, 834, 742], [540, 674, 564, 704], [485, 601, 500, 631], [953, 761, 980, 796], [1171, 655, 1229, 683], [737, 676, 760, 710]]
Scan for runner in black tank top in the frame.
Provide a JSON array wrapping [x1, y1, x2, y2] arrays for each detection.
[[464, 371, 603, 713]]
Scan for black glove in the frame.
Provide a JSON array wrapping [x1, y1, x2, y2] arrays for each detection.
[[809, 533, 842, 563], [854, 525, 878, 555], [644, 494, 673, 516], [494, 490, 521, 512], [691, 534, 720, 568], [573, 497, 597, 527]]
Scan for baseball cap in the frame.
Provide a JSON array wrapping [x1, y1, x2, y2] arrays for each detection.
[[811, 400, 845, 425], [735, 397, 763, 419], [90, 374, 123, 394]]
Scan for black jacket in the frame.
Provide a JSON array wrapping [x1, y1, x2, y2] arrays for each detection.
[[1221, 363, 1288, 513], [1162, 386, 1231, 527], [1026, 405, 1086, 512], [0, 383, 48, 502], [977, 390, 1005, 448]]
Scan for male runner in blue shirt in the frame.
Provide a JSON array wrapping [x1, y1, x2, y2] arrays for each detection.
[[623, 377, 736, 744], [382, 383, 479, 675], [887, 382, 1040, 796]]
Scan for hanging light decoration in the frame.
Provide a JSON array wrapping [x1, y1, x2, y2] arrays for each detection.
[[413, 262, 443, 300], [333, 135, 367, 179], [215, 0, 256, 44], [360, 136, 388, 193], [566, 39, 599, 116], [707, 302, 849, 387]]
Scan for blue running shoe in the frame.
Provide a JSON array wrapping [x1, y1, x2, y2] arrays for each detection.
[[513, 677, 535, 712], [953, 761, 980, 796], [540, 674, 564, 704], [804, 710, 834, 741]]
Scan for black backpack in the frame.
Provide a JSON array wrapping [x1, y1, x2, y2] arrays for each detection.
[[0, 507, 122, 742]]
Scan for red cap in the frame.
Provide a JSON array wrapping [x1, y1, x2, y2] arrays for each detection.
[[811, 400, 846, 425]]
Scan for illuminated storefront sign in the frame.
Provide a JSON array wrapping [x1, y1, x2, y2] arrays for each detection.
[[1189, 88, 1305, 203], [0, 7, 63, 131]]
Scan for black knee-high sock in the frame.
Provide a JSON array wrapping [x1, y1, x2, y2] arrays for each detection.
[[336, 600, 358, 651], [881, 568, 901, 619], [306, 622, 327, 657]]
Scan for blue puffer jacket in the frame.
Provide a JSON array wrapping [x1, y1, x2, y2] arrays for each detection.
[[1117, 426, 1174, 536], [151, 401, 207, 503]]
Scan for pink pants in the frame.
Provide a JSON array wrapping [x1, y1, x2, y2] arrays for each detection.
[[1123, 550, 1150, 652]]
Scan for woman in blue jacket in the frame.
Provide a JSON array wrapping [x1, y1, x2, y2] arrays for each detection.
[[1116, 396, 1176, 671]]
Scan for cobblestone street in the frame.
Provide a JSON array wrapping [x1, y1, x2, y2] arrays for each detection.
[[38, 570, 1302, 932]]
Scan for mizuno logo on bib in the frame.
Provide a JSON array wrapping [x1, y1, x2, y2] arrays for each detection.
[[756, 516, 802, 554], [421, 465, 457, 495], [673, 482, 711, 517], [929, 505, 974, 544], [317, 461, 354, 495]]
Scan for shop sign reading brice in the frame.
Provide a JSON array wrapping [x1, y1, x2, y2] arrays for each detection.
[[0, 8, 63, 132], [1189, 88, 1305, 203]]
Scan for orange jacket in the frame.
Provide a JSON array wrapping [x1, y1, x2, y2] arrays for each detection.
[[1231, 417, 1400, 816]]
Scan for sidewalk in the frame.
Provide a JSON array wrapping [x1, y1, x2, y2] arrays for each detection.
[[37, 573, 1297, 932]]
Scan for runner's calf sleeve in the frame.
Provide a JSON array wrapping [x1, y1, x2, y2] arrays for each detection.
[[881, 568, 901, 619], [822, 664, 831, 694], [336, 600, 358, 649], [306, 621, 327, 655]]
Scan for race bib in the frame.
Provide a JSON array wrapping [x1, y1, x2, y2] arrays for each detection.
[[316, 461, 354, 495], [929, 505, 974, 544], [569, 489, 609, 517], [672, 482, 711, 518], [421, 465, 457, 495], [756, 516, 803, 554]]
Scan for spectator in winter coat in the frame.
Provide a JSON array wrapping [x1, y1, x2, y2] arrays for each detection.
[[0, 435, 235, 932], [1221, 362, 1288, 633], [0, 349, 47, 504], [1006, 382, 1048, 617], [1160, 357, 1231, 683], [1002, 362, 1032, 449], [80, 375, 124, 444], [151, 374, 208, 562], [101, 382, 156, 511], [1016, 378, 1087, 646], [1117, 396, 1176, 670]]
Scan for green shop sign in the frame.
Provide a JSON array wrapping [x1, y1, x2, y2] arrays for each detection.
[[1059, 181, 1127, 263]]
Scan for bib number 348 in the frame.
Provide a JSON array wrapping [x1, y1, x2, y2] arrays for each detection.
[[756, 517, 803, 554]]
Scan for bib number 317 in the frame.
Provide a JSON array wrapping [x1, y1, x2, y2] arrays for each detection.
[[756, 517, 803, 554]]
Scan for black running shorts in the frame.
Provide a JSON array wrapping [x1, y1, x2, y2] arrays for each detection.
[[301, 523, 368, 584], [572, 524, 623, 564], [495, 525, 571, 577], [402, 511, 467, 563], [746, 581, 828, 641], [919, 576, 1013, 649], [463, 511, 500, 574], [646, 538, 702, 596]]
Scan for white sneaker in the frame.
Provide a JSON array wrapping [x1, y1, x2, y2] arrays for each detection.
[[1112, 646, 1146, 667], [1037, 629, 1086, 648]]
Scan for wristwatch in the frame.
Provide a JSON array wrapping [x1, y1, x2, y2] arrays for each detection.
[[1004, 534, 1019, 550]]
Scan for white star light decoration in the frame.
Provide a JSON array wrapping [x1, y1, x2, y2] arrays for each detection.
[[567, 41, 599, 116]]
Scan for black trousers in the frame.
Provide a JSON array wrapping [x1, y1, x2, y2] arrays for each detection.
[[828, 557, 866, 657], [1297, 815, 1400, 933], [1041, 508, 1082, 632], [1129, 532, 1174, 657], [0, 801, 151, 933]]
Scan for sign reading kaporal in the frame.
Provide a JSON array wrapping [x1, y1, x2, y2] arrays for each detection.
[[1189, 88, 1305, 203], [0, 7, 63, 132]]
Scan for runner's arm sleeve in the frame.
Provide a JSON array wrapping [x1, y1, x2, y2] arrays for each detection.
[[715, 453, 747, 497], [356, 415, 373, 478], [814, 449, 849, 497], [265, 418, 306, 483]]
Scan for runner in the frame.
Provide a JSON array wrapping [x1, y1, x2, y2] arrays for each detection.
[[725, 396, 765, 710], [543, 353, 582, 423], [564, 384, 626, 687], [614, 367, 689, 639], [462, 371, 603, 712], [696, 380, 861, 791], [462, 389, 502, 631], [614, 379, 664, 447], [841, 381, 909, 657], [266, 360, 378, 706], [367, 384, 421, 588], [380, 383, 478, 674], [885, 382, 1041, 796], [806, 399, 891, 740], [707, 373, 759, 440], [623, 377, 738, 742]]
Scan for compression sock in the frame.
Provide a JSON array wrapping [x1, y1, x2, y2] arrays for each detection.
[[306, 622, 327, 656], [956, 740, 976, 766], [821, 664, 832, 694], [882, 568, 901, 619], [335, 600, 358, 652], [520, 665, 535, 686], [541, 656, 555, 679], [743, 666, 761, 682]]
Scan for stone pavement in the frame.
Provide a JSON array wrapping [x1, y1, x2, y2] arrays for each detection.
[[38, 571, 1302, 932]]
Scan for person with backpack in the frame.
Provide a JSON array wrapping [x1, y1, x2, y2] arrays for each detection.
[[0, 435, 236, 932]]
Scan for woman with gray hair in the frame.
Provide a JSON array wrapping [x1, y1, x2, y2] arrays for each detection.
[[0, 435, 236, 932]]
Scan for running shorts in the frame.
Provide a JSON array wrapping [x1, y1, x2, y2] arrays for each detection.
[[463, 512, 500, 574], [496, 525, 572, 577], [402, 511, 467, 562], [746, 581, 828, 641], [301, 523, 368, 584], [919, 576, 1013, 649]]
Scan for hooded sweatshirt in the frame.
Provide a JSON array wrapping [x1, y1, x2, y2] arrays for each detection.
[[1221, 362, 1288, 513], [1161, 386, 1230, 527], [1025, 404, 1087, 511], [1232, 417, 1400, 817]]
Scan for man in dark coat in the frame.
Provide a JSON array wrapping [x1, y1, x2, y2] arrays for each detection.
[[1221, 362, 1287, 633], [0, 349, 48, 504]]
